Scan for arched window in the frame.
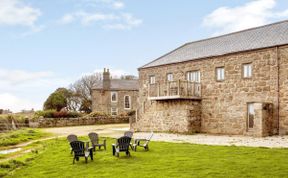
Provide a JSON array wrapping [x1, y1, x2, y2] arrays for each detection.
[[124, 96, 131, 109]]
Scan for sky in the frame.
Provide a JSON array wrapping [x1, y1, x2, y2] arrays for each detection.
[[1, 0, 288, 112]]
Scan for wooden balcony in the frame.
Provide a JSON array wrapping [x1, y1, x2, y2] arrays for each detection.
[[148, 80, 201, 101]]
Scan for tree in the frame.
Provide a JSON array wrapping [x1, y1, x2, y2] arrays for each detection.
[[69, 72, 102, 113], [44, 88, 71, 111], [120, 75, 138, 80]]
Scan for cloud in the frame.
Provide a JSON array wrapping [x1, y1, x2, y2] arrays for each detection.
[[202, 0, 288, 35], [60, 12, 142, 29], [0, 68, 74, 112], [0, 69, 53, 85], [80, 0, 125, 9], [0, 93, 41, 112], [112, 1, 125, 9], [104, 13, 142, 30], [0, 0, 41, 27]]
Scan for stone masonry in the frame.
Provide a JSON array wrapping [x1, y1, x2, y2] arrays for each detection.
[[135, 46, 288, 136]]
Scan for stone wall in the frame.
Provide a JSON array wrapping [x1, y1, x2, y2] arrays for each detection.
[[136, 46, 288, 135], [35, 116, 129, 128], [279, 47, 288, 134], [135, 100, 201, 133], [92, 90, 138, 115]]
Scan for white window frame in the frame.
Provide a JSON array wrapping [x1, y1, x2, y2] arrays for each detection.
[[167, 73, 173, 82], [111, 92, 118, 102], [149, 75, 156, 84], [247, 103, 255, 129], [111, 107, 118, 116], [243, 63, 252, 78], [216, 67, 225, 81], [124, 95, 131, 110], [187, 71, 200, 82]]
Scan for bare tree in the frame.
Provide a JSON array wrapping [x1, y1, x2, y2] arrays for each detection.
[[69, 72, 102, 113]]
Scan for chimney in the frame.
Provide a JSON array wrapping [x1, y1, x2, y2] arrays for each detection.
[[103, 68, 111, 90]]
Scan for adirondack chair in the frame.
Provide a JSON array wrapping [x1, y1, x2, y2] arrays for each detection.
[[133, 132, 153, 151], [88, 132, 106, 151], [70, 141, 93, 164], [112, 136, 132, 157], [124, 131, 133, 138], [67, 134, 78, 154]]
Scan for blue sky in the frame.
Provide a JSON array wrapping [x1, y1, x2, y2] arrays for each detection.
[[1, 0, 288, 112]]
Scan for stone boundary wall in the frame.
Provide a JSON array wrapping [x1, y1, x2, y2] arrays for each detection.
[[30, 116, 130, 128]]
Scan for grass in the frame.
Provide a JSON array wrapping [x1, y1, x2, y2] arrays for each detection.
[[0, 128, 51, 147], [2, 137, 288, 178]]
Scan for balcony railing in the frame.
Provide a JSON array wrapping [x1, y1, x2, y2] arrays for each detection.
[[148, 80, 201, 100]]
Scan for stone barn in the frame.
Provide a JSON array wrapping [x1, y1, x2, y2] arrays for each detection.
[[135, 20, 288, 137]]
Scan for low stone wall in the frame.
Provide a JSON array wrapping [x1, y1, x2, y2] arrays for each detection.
[[0, 118, 29, 132], [34, 116, 130, 128]]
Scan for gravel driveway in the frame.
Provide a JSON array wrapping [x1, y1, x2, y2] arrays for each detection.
[[42, 124, 288, 148]]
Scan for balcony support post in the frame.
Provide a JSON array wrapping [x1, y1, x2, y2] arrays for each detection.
[[177, 80, 180, 95]]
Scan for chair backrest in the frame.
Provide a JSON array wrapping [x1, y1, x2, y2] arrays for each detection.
[[88, 132, 99, 144], [67, 134, 78, 143], [70, 141, 85, 156], [144, 132, 154, 145], [117, 136, 131, 151], [124, 131, 133, 138], [147, 132, 154, 141]]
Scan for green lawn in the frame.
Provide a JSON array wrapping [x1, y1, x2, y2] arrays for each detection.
[[0, 129, 50, 147], [3, 137, 288, 178]]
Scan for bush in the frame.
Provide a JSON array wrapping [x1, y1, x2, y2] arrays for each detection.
[[33, 110, 81, 119], [85, 112, 111, 118]]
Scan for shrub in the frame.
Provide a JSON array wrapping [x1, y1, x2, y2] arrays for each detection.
[[85, 112, 111, 118], [33, 110, 81, 119]]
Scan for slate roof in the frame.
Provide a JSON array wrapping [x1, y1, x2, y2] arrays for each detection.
[[93, 79, 139, 91], [140, 20, 288, 69]]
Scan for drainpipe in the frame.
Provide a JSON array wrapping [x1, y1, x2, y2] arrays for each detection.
[[276, 46, 280, 135]]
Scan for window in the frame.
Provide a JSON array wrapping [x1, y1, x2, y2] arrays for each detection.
[[247, 103, 255, 129], [124, 96, 131, 109], [187, 71, 200, 82], [111, 107, 118, 116], [111, 92, 118, 102], [149, 75, 156, 84], [167, 73, 173, 82], [243, 63, 252, 78], [216, 67, 225, 81]]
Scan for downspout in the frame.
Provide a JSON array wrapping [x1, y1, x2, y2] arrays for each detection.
[[276, 46, 280, 135]]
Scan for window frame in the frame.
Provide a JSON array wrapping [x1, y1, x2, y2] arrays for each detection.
[[242, 63, 252, 79], [149, 75, 156, 85], [215, 66, 225, 81], [124, 95, 131, 110], [186, 70, 201, 82], [166, 73, 174, 82], [111, 91, 118, 103], [111, 107, 118, 116], [247, 102, 255, 130]]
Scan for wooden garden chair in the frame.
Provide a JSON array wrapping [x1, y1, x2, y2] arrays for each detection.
[[67, 134, 78, 154], [112, 136, 132, 157], [124, 131, 134, 138], [88, 132, 106, 151], [70, 141, 93, 164], [133, 132, 153, 151]]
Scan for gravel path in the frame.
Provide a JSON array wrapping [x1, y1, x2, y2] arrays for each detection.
[[43, 124, 288, 148]]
